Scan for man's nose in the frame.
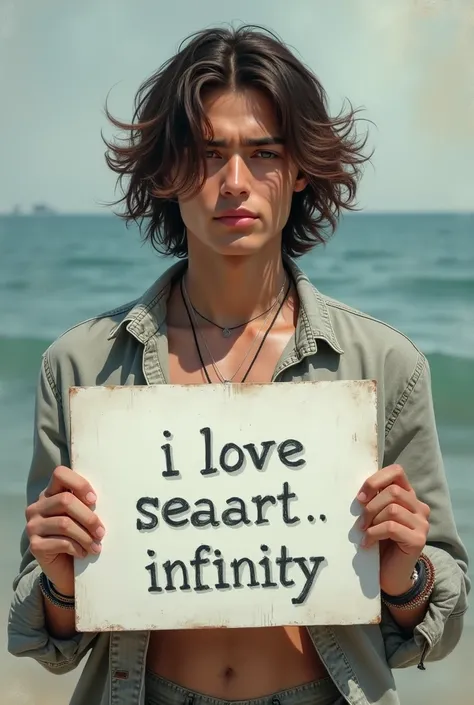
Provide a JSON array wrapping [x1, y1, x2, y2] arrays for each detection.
[[220, 155, 251, 197]]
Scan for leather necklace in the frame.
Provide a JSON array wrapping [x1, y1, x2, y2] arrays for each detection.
[[188, 278, 287, 338], [180, 276, 290, 384]]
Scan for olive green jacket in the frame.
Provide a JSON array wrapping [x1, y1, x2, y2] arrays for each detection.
[[8, 258, 470, 705]]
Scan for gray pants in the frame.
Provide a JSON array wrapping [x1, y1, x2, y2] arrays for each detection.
[[145, 671, 345, 705]]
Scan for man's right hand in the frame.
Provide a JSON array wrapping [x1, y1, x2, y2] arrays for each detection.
[[25, 465, 105, 596]]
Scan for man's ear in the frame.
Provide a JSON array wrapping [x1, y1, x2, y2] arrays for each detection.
[[293, 171, 307, 193]]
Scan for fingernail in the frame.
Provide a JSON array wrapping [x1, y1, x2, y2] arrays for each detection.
[[357, 492, 367, 503], [91, 542, 102, 553], [96, 526, 105, 539], [86, 492, 97, 504]]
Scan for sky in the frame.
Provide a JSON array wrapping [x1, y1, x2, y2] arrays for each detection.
[[0, 0, 473, 214]]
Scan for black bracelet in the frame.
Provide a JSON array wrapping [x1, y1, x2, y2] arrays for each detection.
[[381, 558, 427, 606], [39, 572, 75, 610], [50, 581, 75, 600]]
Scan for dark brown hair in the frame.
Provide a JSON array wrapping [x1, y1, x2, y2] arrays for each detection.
[[103, 24, 371, 258]]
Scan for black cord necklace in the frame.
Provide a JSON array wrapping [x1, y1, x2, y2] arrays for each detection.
[[187, 279, 287, 338], [180, 276, 291, 384]]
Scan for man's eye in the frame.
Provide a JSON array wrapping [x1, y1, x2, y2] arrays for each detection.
[[255, 150, 279, 159]]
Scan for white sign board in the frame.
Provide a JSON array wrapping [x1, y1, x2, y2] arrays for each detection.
[[70, 381, 380, 632]]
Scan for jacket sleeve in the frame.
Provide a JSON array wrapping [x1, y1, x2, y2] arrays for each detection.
[[380, 353, 470, 669], [7, 349, 97, 674]]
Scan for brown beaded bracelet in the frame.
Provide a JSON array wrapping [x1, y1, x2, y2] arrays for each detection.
[[381, 553, 435, 610]]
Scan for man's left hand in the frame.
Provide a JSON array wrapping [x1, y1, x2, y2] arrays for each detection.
[[357, 464, 431, 596]]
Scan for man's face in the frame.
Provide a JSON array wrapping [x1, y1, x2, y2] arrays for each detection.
[[178, 88, 307, 259]]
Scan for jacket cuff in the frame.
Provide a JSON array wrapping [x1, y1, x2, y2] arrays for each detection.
[[383, 544, 469, 669], [8, 562, 95, 669]]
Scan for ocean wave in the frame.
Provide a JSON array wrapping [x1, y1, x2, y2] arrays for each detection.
[[427, 353, 474, 426], [341, 249, 400, 262], [0, 337, 51, 381], [400, 276, 474, 299], [62, 255, 132, 269], [1, 337, 472, 424]]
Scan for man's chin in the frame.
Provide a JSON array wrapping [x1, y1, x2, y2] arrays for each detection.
[[211, 232, 272, 256], [187, 229, 279, 260]]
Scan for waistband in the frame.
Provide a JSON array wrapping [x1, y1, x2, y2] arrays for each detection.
[[145, 670, 343, 705]]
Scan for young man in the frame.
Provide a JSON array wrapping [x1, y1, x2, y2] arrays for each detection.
[[8, 25, 469, 705]]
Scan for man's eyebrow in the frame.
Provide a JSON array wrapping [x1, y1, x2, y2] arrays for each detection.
[[207, 136, 285, 147]]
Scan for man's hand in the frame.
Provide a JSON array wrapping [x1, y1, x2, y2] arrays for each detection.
[[25, 465, 105, 596], [357, 463, 430, 597]]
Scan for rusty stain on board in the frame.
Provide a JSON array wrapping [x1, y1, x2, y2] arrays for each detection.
[[76, 618, 127, 632], [347, 379, 377, 405], [228, 383, 267, 396], [178, 620, 231, 629], [369, 614, 382, 625]]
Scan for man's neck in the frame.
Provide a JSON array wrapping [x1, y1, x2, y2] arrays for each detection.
[[183, 243, 288, 329]]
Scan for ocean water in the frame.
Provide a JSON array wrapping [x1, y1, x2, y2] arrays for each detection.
[[0, 212, 472, 704]]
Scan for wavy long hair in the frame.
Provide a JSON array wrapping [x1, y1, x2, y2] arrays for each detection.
[[103, 25, 372, 258]]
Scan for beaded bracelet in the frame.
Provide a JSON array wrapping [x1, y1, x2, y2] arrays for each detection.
[[381, 553, 435, 610], [39, 572, 75, 610]]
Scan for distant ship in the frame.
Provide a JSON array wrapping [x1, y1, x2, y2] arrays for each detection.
[[32, 203, 56, 215], [6, 203, 57, 216]]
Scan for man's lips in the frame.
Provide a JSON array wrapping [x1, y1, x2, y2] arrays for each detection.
[[214, 211, 258, 227]]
